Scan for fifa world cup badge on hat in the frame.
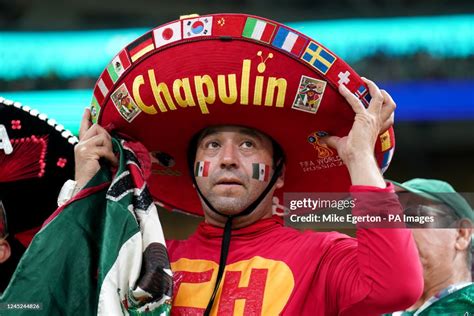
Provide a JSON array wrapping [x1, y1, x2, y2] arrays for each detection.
[[91, 13, 396, 216]]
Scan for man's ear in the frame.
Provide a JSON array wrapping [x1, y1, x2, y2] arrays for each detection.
[[275, 164, 285, 190], [455, 219, 473, 252], [0, 239, 11, 264]]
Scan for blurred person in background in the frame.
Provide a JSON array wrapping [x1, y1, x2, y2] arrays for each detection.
[[384, 178, 474, 315], [0, 201, 27, 293]]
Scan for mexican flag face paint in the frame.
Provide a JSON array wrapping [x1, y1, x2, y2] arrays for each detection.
[[195, 161, 210, 177], [252, 163, 270, 181]]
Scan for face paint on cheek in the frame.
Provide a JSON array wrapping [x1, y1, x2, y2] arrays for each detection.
[[195, 161, 211, 177], [252, 163, 270, 182]]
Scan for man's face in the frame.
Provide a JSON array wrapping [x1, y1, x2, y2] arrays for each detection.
[[411, 228, 457, 282], [397, 191, 471, 284], [194, 126, 283, 216]]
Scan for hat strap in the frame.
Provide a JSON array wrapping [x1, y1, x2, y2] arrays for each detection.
[[190, 160, 283, 315], [203, 215, 233, 316]]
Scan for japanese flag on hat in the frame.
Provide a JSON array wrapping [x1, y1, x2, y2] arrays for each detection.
[[91, 13, 396, 216]]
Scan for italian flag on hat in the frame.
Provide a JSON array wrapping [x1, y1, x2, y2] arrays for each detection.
[[91, 13, 396, 216]]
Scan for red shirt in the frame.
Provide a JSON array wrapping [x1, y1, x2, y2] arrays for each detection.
[[167, 184, 423, 315]]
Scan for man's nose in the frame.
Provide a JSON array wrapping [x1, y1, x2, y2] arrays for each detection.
[[219, 144, 239, 169]]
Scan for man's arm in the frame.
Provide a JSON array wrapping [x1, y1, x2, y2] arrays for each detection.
[[322, 79, 423, 314]]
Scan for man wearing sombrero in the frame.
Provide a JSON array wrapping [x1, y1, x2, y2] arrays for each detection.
[[71, 14, 423, 315]]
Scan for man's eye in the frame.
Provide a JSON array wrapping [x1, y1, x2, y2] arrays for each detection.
[[206, 141, 220, 149], [241, 141, 254, 149]]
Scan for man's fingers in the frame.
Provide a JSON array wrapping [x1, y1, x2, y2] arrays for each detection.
[[380, 112, 395, 133], [80, 122, 112, 142], [82, 131, 112, 148], [75, 135, 117, 166], [79, 108, 92, 140], [362, 77, 384, 115], [380, 89, 396, 122], [96, 147, 119, 166], [338, 84, 365, 114], [319, 135, 340, 150]]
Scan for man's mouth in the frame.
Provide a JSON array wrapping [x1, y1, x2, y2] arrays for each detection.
[[215, 178, 243, 186]]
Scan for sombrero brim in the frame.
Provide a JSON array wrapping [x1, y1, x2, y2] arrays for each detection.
[[0, 97, 77, 240]]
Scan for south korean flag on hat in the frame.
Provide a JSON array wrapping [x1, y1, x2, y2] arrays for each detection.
[[183, 16, 213, 38]]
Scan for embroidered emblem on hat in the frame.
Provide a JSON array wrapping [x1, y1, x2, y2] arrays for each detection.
[[153, 21, 182, 49], [127, 33, 155, 63], [93, 69, 114, 104], [355, 84, 367, 96], [183, 17, 213, 38], [307, 132, 335, 159], [90, 96, 101, 124], [354, 84, 371, 107], [107, 50, 131, 83], [299, 131, 343, 174], [379, 130, 392, 152], [212, 15, 246, 37], [271, 27, 308, 57], [111, 84, 141, 122], [380, 148, 394, 173], [242, 17, 276, 44], [363, 93, 372, 106], [301, 41, 336, 75], [292, 76, 327, 114], [338, 71, 350, 86]]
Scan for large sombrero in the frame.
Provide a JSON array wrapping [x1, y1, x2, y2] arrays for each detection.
[[0, 97, 77, 246], [91, 13, 395, 216]]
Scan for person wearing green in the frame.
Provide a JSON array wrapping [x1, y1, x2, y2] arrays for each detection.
[[385, 178, 474, 315]]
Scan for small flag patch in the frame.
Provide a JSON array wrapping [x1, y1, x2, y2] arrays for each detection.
[[90, 96, 101, 124], [154, 21, 182, 48], [93, 70, 114, 104], [379, 130, 392, 152], [127, 33, 155, 63], [212, 16, 246, 37], [380, 147, 394, 173], [183, 17, 213, 38], [195, 161, 210, 177], [106, 50, 131, 83], [242, 17, 276, 43], [271, 27, 308, 57], [356, 85, 367, 96], [252, 163, 270, 181], [301, 41, 336, 75]]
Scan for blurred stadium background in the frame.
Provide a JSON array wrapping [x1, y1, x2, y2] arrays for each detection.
[[1, 0, 473, 237]]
